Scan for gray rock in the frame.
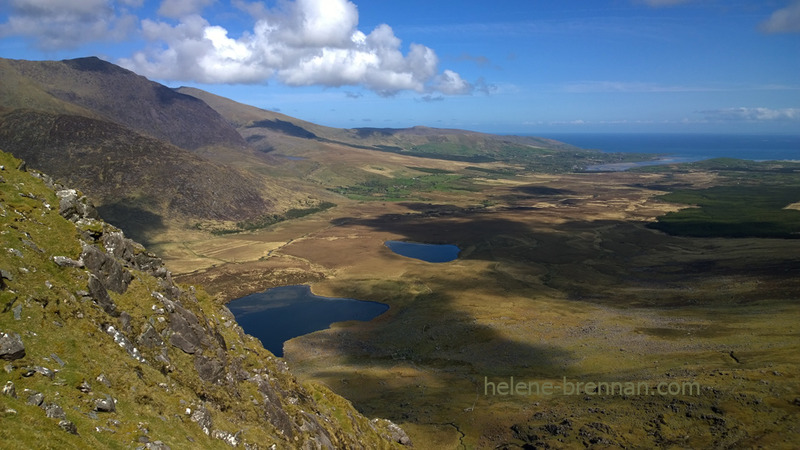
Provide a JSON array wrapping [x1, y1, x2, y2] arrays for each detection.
[[45, 403, 67, 419], [137, 324, 164, 349], [101, 232, 136, 266], [137, 254, 165, 274], [0, 332, 25, 360], [31, 365, 55, 379], [212, 430, 241, 447], [21, 239, 43, 253], [104, 324, 145, 363], [59, 420, 79, 435], [26, 391, 44, 406], [0, 268, 14, 283], [300, 413, 334, 449], [96, 373, 111, 387], [168, 303, 209, 355], [12, 304, 21, 321], [95, 396, 116, 413], [77, 380, 92, 393], [82, 244, 132, 294], [53, 256, 84, 268], [145, 440, 171, 450], [56, 189, 99, 222], [88, 274, 119, 317], [194, 354, 225, 383], [372, 418, 412, 446], [190, 407, 213, 435], [56, 189, 80, 220], [2, 381, 16, 398]]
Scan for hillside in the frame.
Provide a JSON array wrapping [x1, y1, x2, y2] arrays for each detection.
[[0, 57, 320, 243], [0, 150, 409, 448], [178, 86, 650, 171], [0, 109, 273, 244], [1, 57, 247, 152]]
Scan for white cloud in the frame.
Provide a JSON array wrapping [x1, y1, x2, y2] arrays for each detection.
[[0, 0, 138, 49], [157, 0, 214, 19], [433, 70, 473, 95], [119, 0, 469, 96], [760, 0, 800, 33], [699, 107, 800, 122]]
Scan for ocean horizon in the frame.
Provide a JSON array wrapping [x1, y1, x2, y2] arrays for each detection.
[[528, 133, 800, 163]]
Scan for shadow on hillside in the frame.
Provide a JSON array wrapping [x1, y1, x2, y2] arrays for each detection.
[[332, 203, 800, 305], [288, 280, 576, 422], [97, 203, 166, 247]]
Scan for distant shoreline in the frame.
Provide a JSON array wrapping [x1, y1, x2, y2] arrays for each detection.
[[519, 132, 800, 162]]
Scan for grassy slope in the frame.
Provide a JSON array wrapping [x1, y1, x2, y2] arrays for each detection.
[[0, 151, 406, 449]]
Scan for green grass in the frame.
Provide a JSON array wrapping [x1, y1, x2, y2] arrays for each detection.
[[329, 173, 476, 201], [650, 185, 800, 238]]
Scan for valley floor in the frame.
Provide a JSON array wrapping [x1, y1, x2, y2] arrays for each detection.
[[167, 168, 800, 448]]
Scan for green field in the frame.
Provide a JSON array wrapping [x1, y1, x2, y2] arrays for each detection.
[[651, 185, 800, 238]]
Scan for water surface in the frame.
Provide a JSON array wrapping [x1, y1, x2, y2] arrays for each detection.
[[227, 285, 388, 357], [384, 240, 460, 262]]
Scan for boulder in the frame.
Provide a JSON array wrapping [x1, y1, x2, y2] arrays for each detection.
[[26, 391, 44, 406], [0, 332, 25, 361], [168, 303, 209, 355], [44, 403, 67, 419], [58, 420, 79, 435], [137, 324, 164, 349], [53, 256, 84, 268], [82, 244, 132, 294], [101, 231, 135, 266], [88, 274, 118, 317], [56, 189, 99, 222], [95, 396, 116, 413], [2, 381, 16, 398]]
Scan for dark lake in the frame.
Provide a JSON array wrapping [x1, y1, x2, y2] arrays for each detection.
[[227, 285, 388, 357], [384, 240, 460, 263]]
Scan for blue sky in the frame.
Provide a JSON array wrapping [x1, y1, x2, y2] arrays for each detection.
[[1, 0, 799, 134]]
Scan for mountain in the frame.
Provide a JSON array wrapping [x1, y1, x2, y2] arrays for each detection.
[[0, 151, 409, 448], [0, 57, 290, 242], [177, 86, 580, 165], [1, 57, 247, 152], [0, 109, 275, 241], [0, 55, 616, 242]]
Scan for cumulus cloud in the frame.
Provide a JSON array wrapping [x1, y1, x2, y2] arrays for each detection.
[[699, 107, 800, 122], [0, 0, 138, 49], [120, 0, 469, 96], [760, 0, 800, 33]]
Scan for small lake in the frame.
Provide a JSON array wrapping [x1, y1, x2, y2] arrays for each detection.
[[384, 240, 460, 263], [227, 285, 388, 357]]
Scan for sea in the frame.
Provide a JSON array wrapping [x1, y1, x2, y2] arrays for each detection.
[[534, 133, 800, 171]]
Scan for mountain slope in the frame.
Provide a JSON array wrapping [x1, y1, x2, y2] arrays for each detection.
[[177, 86, 596, 168], [0, 150, 409, 448], [0, 57, 299, 241], [0, 109, 272, 243], [2, 57, 247, 152]]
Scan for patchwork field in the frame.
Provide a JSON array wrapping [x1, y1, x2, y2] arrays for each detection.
[[169, 162, 800, 448]]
